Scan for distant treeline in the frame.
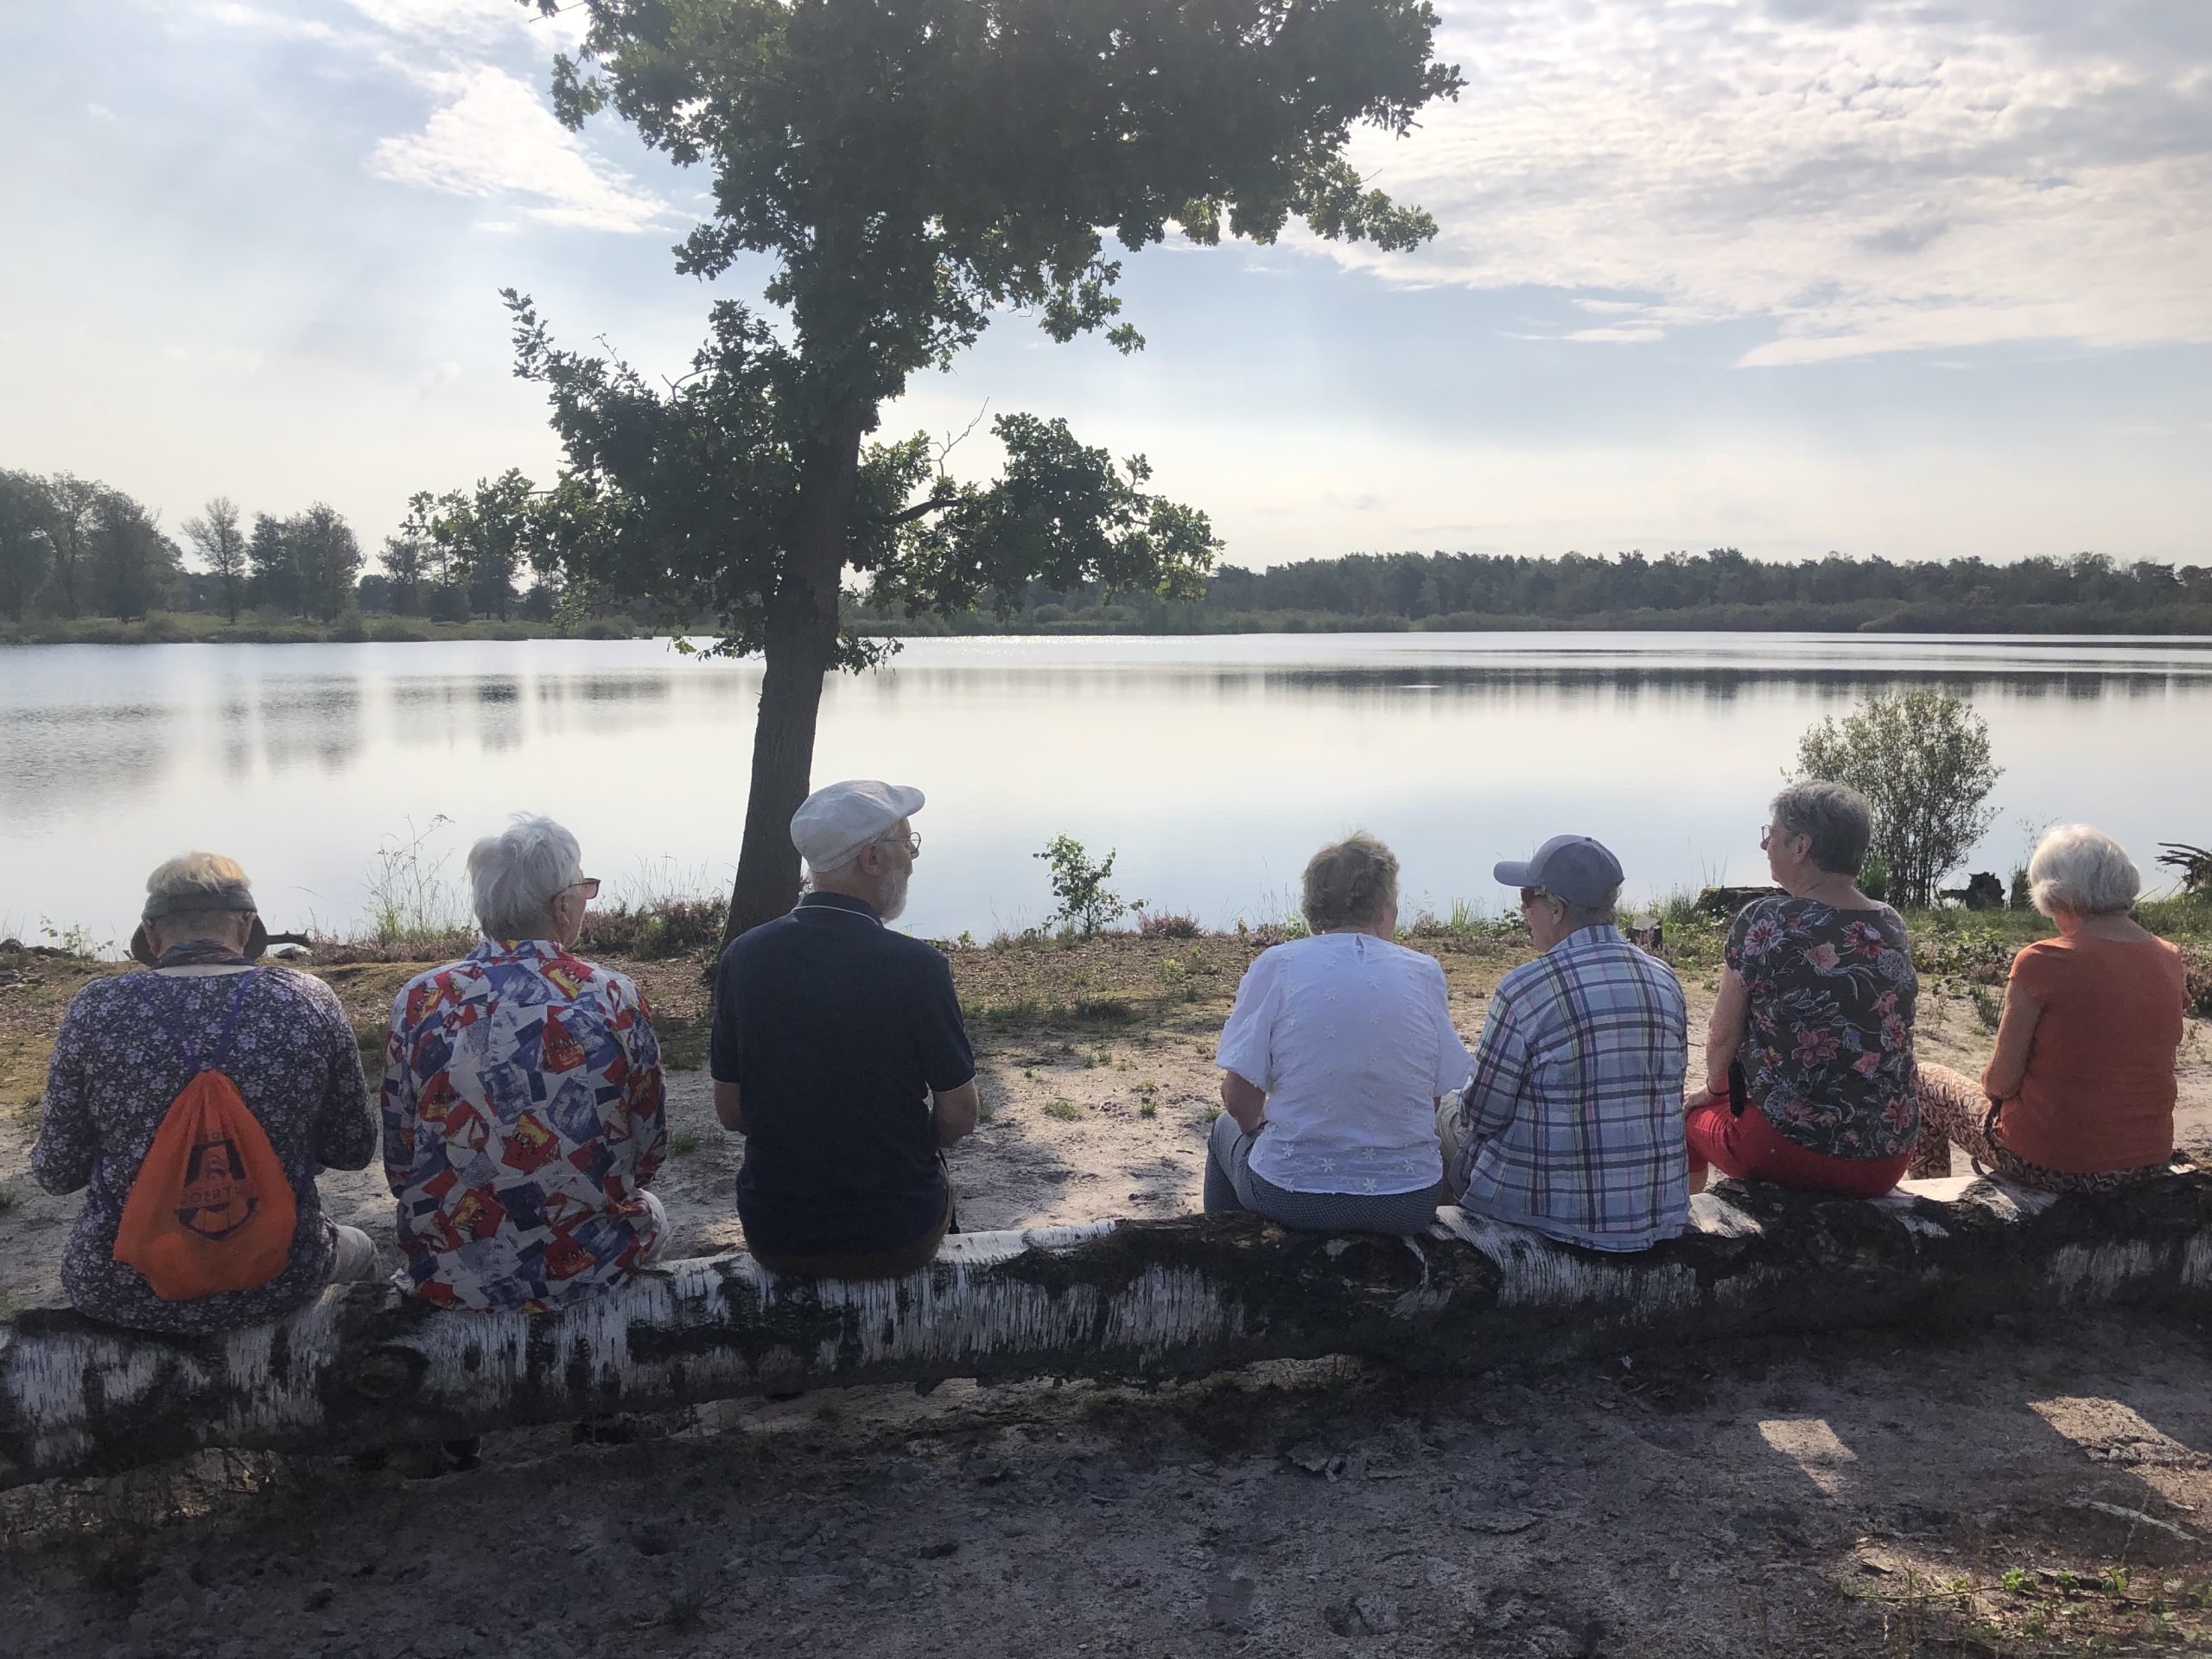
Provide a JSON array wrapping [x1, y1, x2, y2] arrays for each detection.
[[0, 467, 635, 634], [860, 548, 2212, 636], [7, 463, 2209, 641]]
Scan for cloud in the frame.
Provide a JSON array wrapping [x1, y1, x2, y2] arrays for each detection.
[[1311, 0, 2212, 364], [338, 0, 587, 50], [86, 103, 116, 121], [369, 64, 671, 232], [180, 2, 346, 45]]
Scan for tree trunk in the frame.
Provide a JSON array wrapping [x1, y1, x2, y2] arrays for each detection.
[[723, 407, 870, 941], [5, 1175, 2211, 1491]]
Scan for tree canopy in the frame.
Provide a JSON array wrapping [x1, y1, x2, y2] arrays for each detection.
[[524, 0, 1462, 932]]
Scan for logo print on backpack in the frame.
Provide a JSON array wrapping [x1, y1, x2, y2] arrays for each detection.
[[112, 969, 299, 1300], [175, 1133, 261, 1241]]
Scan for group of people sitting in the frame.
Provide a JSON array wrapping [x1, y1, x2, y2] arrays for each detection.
[[1206, 783, 2189, 1253], [27, 776, 2191, 1338]]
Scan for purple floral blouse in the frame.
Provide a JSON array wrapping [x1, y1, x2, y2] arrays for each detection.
[[1726, 896, 1919, 1160], [32, 963, 376, 1333]]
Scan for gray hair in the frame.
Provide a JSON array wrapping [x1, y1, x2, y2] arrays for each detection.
[[2028, 824, 2140, 917], [467, 814, 583, 941], [1300, 831, 1399, 932], [144, 850, 256, 939], [807, 833, 895, 883], [1533, 885, 1622, 933], [1772, 780, 1873, 877]]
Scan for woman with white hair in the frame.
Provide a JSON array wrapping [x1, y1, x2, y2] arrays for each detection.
[[382, 814, 668, 1309], [1914, 825, 2189, 1191], [32, 853, 379, 1333], [1207, 832, 1471, 1234]]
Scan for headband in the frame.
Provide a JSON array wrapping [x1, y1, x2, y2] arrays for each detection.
[[131, 884, 269, 965]]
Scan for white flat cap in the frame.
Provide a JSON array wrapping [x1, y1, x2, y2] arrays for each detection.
[[790, 779, 925, 869]]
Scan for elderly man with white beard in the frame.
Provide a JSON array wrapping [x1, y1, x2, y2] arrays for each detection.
[[709, 780, 980, 1278]]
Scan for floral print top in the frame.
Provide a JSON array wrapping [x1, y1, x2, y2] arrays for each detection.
[[382, 939, 666, 1312], [33, 962, 375, 1333], [1726, 896, 1919, 1160]]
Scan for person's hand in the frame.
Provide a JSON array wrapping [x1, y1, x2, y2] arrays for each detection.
[[1684, 1082, 1726, 1111]]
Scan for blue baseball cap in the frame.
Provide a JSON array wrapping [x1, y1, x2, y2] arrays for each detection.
[[1494, 835, 1624, 907]]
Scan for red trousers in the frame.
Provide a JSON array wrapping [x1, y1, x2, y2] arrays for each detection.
[[1684, 1100, 1910, 1200]]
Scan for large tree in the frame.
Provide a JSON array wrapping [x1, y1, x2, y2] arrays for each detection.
[[289, 503, 364, 623], [40, 472, 105, 618], [181, 496, 248, 623], [378, 494, 437, 616], [519, 0, 1460, 937], [89, 491, 183, 621], [0, 470, 54, 622], [245, 511, 296, 614], [430, 469, 537, 620]]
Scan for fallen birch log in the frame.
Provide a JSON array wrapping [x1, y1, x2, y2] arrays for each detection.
[[4, 1172, 2210, 1490]]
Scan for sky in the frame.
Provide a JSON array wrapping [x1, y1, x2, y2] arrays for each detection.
[[1, 0, 2208, 573]]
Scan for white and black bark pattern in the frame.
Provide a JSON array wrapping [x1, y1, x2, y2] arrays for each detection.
[[5, 1174, 2211, 1491]]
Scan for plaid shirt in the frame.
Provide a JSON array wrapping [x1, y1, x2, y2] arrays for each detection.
[[1447, 925, 1689, 1251]]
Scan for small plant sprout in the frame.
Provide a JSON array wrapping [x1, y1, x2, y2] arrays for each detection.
[[1035, 834, 1144, 938], [1042, 1098, 1082, 1122]]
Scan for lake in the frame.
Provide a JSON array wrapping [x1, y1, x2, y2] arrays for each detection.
[[3, 632, 2209, 950]]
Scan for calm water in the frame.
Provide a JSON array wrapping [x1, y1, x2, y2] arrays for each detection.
[[3, 632, 2209, 950]]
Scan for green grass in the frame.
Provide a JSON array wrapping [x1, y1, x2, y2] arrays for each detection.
[[1041, 1098, 1083, 1122]]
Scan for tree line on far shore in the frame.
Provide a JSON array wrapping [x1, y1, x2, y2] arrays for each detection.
[[0, 467, 595, 629], [857, 547, 2212, 635], [6, 464, 2209, 638]]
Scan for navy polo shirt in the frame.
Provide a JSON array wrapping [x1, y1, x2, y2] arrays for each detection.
[[710, 892, 976, 1256]]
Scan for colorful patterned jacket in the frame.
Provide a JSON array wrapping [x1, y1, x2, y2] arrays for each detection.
[[382, 939, 665, 1311]]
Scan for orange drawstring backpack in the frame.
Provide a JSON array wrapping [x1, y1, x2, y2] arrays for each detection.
[[112, 969, 298, 1300]]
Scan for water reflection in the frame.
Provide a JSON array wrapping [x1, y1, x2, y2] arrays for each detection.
[[474, 678, 524, 753], [256, 678, 362, 774], [0, 632, 2207, 945], [0, 702, 177, 817]]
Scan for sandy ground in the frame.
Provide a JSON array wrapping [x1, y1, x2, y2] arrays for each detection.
[[4, 932, 2212, 1656], [8, 1315, 2212, 1657]]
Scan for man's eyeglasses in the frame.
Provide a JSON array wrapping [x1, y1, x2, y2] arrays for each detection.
[[879, 830, 922, 857]]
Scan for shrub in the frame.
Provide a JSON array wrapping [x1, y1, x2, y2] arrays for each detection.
[[1794, 689, 2001, 908], [2183, 951, 2212, 1019], [1035, 834, 1143, 938], [1135, 909, 1201, 938], [1859, 851, 1891, 903]]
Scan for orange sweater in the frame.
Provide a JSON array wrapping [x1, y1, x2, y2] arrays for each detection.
[[1994, 934, 2187, 1173]]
